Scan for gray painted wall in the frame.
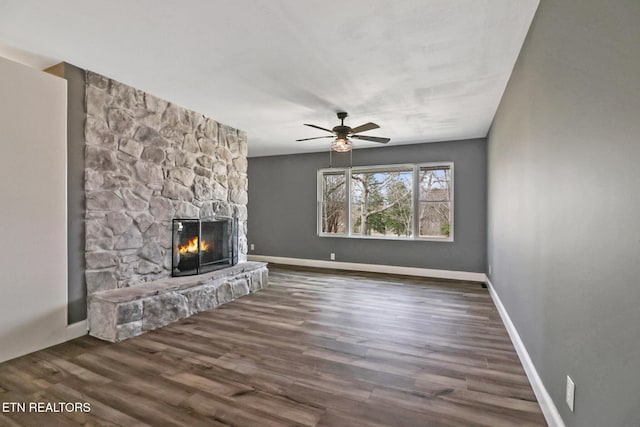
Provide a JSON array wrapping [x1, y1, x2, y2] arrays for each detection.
[[248, 139, 486, 272], [487, 1, 640, 426], [64, 63, 87, 323]]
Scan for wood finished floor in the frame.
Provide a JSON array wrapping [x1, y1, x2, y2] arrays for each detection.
[[0, 265, 547, 427]]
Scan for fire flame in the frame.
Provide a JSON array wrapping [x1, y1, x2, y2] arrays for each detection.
[[178, 237, 210, 254]]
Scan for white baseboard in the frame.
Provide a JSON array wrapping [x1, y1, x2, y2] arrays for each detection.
[[247, 255, 486, 282], [65, 319, 88, 340], [484, 276, 565, 427]]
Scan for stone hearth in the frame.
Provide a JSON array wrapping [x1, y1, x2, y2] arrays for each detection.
[[88, 261, 267, 342]]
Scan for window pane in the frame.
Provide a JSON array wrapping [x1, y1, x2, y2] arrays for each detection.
[[418, 166, 451, 238], [419, 167, 451, 201], [321, 172, 346, 234], [350, 169, 413, 237], [419, 201, 451, 237]]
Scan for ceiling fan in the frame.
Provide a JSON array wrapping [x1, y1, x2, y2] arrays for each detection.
[[296, 112, 390, 152]]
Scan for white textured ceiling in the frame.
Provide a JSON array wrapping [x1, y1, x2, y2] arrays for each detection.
[[0, 0, 538, 157]]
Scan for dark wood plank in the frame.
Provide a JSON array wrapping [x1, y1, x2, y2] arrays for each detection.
[[0, 265, 547, 426]]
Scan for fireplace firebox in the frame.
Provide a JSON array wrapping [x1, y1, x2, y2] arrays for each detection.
[[171, 218, 238, 276]]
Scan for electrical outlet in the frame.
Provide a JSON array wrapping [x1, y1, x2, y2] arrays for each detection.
[[488, 264, 492, 275], [566, 376, 575, 412], [250, 243, 255, 251], [330, 253, 335, 261]]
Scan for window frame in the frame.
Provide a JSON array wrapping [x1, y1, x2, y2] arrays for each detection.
[[317, 162, 454, 242]]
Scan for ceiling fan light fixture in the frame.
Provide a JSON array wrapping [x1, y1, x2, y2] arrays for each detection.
[[299, 112, 388, 153], [331, 137, 352, 152]]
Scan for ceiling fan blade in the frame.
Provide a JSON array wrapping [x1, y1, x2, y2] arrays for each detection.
[[351, 135, 391, 144], [296, 136, 334, 142], [349, 122, 379, 134], [304, 124, 335, 134]]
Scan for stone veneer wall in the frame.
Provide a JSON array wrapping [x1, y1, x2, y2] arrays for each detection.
[[84, 71, 248, 293]]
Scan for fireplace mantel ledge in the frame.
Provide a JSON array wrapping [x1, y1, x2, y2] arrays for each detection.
[[88, 261, 268, 342]]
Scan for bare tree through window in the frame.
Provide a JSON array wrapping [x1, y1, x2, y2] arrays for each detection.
[[419, 166, 451, 237], [351, 169, 413, 237], [321, 172, 346, 234]]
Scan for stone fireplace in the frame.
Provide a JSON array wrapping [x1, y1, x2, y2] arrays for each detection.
[[84, 71, 248, 294], [83, 71, 266, 341]]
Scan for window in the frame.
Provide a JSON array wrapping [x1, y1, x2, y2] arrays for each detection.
[[351, 166, 413, 237], [318, 163, 453, 241], [418, 166, 452, 238], [320, 171, 347, 234]]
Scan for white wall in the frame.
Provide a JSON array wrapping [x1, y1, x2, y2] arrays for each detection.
[[0, 56, 69, 362]]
